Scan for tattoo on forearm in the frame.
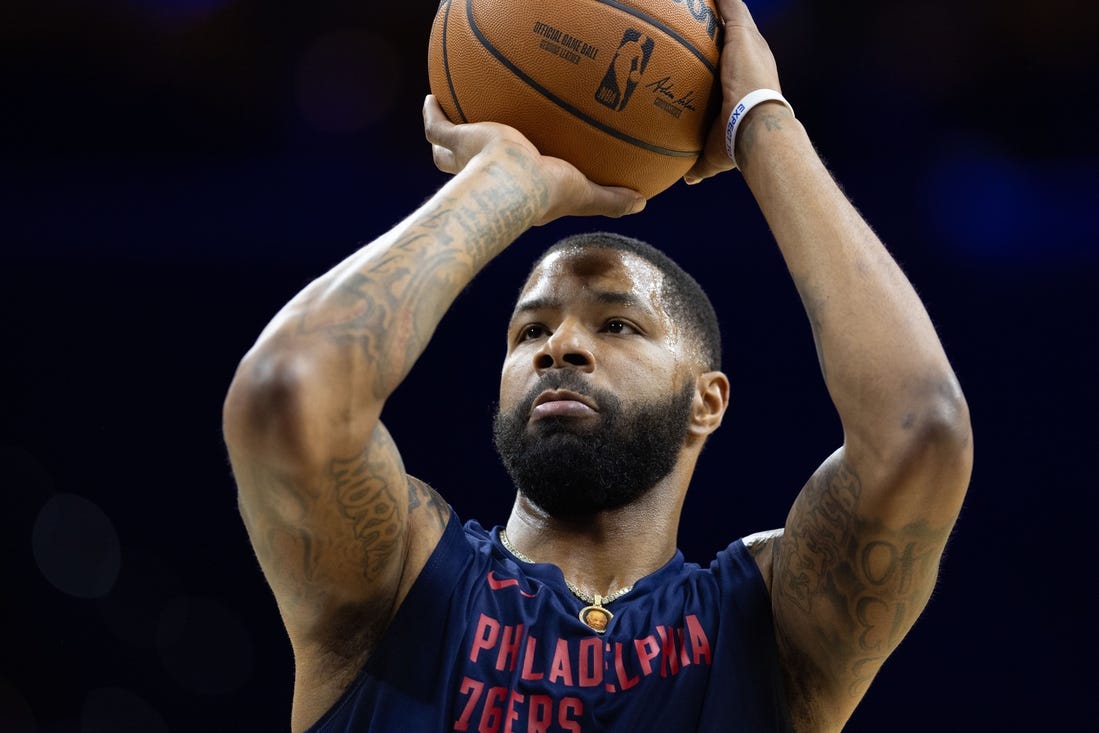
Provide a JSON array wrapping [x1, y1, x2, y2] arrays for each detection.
[[738, 107, 792, 171], [297, 227, 464, 396], [295, 157, 542, 399], [778, 459, 948, 697]]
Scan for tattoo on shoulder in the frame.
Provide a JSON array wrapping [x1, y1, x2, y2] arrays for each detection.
[[407, 476, 450, 531], [776, 458, 952, 697], [780, 461, 862, 614]]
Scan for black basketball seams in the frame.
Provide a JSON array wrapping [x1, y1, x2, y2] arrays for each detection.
[[452, 0, 707, 157], [439, 0, 469, 124]]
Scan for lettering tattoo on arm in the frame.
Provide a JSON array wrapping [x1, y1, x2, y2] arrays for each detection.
[[330, 445, 404, 581], [246, 425, 407, 600], [777, 459, 949, 698]]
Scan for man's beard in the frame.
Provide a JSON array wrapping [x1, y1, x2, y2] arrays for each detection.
[[492, 370, 695, 518]]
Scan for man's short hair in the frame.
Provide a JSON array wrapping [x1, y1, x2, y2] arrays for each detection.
[[530, 231, 722, 371]]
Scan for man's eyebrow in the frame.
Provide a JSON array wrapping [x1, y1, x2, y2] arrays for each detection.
[[592, 290, 650, 312], [510, 290, 657, 319], [511, 296, 560, 317]]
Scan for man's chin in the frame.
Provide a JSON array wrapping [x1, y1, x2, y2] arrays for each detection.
[[528, 417, 599, 438]]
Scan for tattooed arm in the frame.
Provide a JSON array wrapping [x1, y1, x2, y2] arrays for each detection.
[[693, 2, 974, 730], [222, 98, 644, 730]]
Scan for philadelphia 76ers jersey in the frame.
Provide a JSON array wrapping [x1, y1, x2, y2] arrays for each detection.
[[305, 510, 792, 732]]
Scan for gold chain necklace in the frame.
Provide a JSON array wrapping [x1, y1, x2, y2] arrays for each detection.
[[499, 528, 632, 633]]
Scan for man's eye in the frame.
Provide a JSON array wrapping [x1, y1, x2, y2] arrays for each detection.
[[519, 324, 548, 341], [604, 320, 635, 335]]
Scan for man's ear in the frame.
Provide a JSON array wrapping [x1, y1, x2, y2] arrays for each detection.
[[688, 371, 730, 438]]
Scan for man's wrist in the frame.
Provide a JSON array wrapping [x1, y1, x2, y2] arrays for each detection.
[[731, 101, 798, 172], [724, 89, 795, 169]]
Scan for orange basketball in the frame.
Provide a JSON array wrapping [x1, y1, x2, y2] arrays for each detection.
[[428, 0, 723, 200]]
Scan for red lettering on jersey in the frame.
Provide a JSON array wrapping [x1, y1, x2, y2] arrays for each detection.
[[686, 614, 713, 665], [635, 635, 660, 676], [677, 627, 691, 668], [454, 676, 484, 731], [470, 614, 501, 663], [614, 642, 640, 690], [578, 637, 602, 687], [520, 634, 544, 681], [656, 625, 681, 676], [527, 694, 553, 733], [559, 697, 583, 733], [548, 638, 574, 686], [503, 690, 525, 733], [479, 686, 506, 733], [496, 624, 524, 672]]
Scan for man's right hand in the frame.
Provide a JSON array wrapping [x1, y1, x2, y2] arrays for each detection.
[[423, 94, 646, 224]]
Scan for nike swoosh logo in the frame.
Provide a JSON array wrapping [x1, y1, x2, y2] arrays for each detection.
[[487, 571, 537, 598]]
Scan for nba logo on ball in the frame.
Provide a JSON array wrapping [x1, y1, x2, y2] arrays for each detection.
[[595, 30, 656, 112], [428, 0, 722, 199]]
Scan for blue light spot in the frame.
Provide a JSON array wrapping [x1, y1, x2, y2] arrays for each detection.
[[926, 147, 1098, 263]]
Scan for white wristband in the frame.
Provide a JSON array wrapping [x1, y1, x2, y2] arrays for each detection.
[[724, 89, 795, 169]]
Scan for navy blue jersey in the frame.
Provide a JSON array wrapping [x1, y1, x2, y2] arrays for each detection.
[[305, 511, 792, 732]]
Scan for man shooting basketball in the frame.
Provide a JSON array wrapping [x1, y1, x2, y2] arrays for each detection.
[[222, 1, 972, 730]]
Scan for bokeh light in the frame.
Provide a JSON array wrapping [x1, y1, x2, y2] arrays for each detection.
[[31, 494, 121, 600], [927, 146, 1099, 262]]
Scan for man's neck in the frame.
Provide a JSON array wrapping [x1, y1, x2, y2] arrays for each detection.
[[502, 483, 684, 599]]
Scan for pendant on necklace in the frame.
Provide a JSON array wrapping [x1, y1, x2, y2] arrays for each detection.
[[578, 594, 612, 633]]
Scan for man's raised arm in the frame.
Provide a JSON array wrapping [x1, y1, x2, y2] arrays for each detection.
[[692, 1, 973, 729], [221, 101, 645, 727]]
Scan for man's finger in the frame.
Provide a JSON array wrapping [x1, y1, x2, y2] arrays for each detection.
[[423, 95, 454, 146], [715, 0, 758, 30]]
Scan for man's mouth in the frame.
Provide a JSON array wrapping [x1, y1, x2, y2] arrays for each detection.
[[529, 389, 599, 421]]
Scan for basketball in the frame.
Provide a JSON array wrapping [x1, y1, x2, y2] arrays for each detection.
[[428, 0, 723, 200]]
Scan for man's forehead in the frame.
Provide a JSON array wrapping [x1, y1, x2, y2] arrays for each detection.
[[517, 247, 665, 304]]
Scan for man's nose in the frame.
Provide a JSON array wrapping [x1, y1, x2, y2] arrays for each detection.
[[533, 320, 595, 373]]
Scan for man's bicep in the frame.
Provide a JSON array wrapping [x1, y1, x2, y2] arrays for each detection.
[[231, 421, 415, 646], [769, 447, 954, 726]]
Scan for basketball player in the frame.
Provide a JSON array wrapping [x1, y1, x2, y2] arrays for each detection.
[[222, 1, 972, 730]]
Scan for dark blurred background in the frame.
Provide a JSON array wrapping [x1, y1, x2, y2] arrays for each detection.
[[2, 0, 1096, 730]]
